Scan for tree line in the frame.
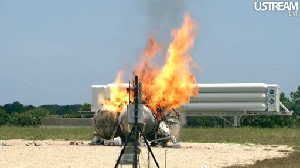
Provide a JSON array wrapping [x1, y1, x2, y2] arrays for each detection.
[[0, 102, 91, 126], [0, 86, 299, 127]]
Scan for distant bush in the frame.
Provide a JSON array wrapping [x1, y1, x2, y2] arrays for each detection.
[[30, 108, 49, 123], [186, 115, 296, 128], [0, 109, 9, 125], [40, 104, 81, 116], [62, 113, 82, 118], [3, 101, 34, 114], [10, 112, 34, 126], [241, 115, 296, 128], [187, 116, 225, 128], [9, 108, 49, 126], [296, 117, 300, 128]]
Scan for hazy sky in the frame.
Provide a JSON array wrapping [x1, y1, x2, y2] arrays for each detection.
[[0, 0, 299, 105]]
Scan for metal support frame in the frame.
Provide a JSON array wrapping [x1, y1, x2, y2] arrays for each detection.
[[233, 116, 241, 127], [181, 103, 293, 127], [114, 76, 160, 168]]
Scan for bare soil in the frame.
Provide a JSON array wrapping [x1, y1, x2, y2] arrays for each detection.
[[0, 140, 293, 168]]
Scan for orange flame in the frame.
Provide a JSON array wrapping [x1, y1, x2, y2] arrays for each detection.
[[137, 15, 198, 118], [102, 15, 198, 117], [101, 72, 129, 112]]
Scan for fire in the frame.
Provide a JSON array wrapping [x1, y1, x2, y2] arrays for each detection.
[[137, 15, 198, 118], [101, 72, 129, 112], [102, 14, 198, 117]]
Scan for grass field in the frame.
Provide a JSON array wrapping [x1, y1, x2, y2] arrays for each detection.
[[1, 126, 299, 146], [181, 128, 300, 146], [0, 126, 93, 140], [1, 126, 300, 167]]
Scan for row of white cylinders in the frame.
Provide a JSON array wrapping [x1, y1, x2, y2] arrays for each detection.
[[183, 83, 271, 112]]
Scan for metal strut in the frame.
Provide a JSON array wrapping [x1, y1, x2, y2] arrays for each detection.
[[114, 75, 160, 168]]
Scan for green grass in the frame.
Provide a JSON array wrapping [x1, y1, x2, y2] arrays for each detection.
[[0, 126, 93, 140], [180, 127, 300, 146], [1, 126, 300, 146]]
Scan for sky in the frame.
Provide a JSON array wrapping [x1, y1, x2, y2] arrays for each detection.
[[0, 0, 299, 105]]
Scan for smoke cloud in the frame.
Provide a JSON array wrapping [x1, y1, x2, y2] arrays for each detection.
[[139, 0, 186, 43]]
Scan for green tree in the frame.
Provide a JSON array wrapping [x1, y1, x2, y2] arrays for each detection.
[[3, 101, 24, 113], [29, 108, 49, 124], [280, 92, 292, 109], [40, 104, 81, 116], [0, 108, 9, 125], [80, 103, 91, 111], [39, 105, 60, 115], [9, 108, 49, 126], [290, 86, 300, 115], [10, 112, 34, 126]]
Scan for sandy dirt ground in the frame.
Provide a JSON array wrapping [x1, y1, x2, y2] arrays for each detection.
[[0, 139, 293, 168]]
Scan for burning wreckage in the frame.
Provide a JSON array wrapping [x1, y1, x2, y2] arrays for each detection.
[[90, 15, 198, 146], [91, 83, 181, 146]]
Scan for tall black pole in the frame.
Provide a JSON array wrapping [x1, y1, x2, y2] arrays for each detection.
[[133, 75, 139, 168]]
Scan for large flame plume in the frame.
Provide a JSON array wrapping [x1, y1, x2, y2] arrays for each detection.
[[102, 15, 198, 117], [136, 14, 198, 118]]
